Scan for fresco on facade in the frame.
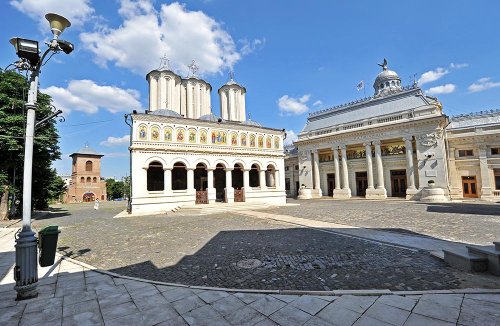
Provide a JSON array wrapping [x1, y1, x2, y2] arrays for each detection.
[[176, 128, 185, 142], [258, 135, 264, 148], [211, 130, 227, 144], [139, 125, 147, 140], [200, 129, 208, 144], [164, 127, 172, 142], [250, 134, 256, 147], [231, 132, 238, 146], [188, 128, 197, 143], [151, 126, 160, 141], [274, 136, 280, 149], [266, 136, 272, 148], [241, 134, 247, 147]]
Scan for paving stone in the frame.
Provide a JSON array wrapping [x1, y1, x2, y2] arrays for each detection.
[[234, 292, 265, 304], [459, 297, 500, 325], [105, 312, 145, 326], [182, 304, 229, 325], [97, 292, 132, 308], [197, 290, 230, 303], [173, 294, 207, 314], [290, 295, 330, 315], [133, 293, 170, 311], [63, 290, 97, 306], [270, 294, 300, 303], [464, 293, 500, 305], [354, 315, 393, 326], [161, 287, 195, 302], [62, 311, 104, 326], [100, 300, 139, 322], [403, 313, 454, 326], [62, 299, 102, 326], [412, 299, 460, 323], [20, 306, 62, 325], [141, 305, 182, 325], [155, 315, 189, 326], [375, 295, 416, 311], [123, 281, 152, 292], [363, 302, 410, 326], [249, 295, 287, 316], [312, 295, 339, 302], [420, 293, 463, 309], [24, 296, 62, 313], [128, 284, 160, 300], [316, 302, 361, 326], [0, 305, 25, 325], [303, 316, 335, 326], [210, 294, 246, 316], [269, 305, 312, 325], [224, 306, 266, 326], [333, 295, 377, 314], [254, 318, 279, 326]]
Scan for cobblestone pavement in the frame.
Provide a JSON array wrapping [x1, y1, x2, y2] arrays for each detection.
[[1, 228, 500, 326], [4, 201, 498, 291], [269, 199, 500, 246]]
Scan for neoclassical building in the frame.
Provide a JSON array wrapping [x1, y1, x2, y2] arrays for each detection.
[[128, 63, 286, 214], [291, 60, 500, 201], [64, 144, 107, 203]]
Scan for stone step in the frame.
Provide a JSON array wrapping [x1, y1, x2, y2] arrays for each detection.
[[443, 248, 488, 273], [467, 245, 500, 276], [494, 242, 500, 251]]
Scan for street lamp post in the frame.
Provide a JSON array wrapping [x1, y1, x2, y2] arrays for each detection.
[[10, 13, 73, 300]]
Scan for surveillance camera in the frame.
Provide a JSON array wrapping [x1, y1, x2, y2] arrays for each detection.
[[57, 40, 74, 54]]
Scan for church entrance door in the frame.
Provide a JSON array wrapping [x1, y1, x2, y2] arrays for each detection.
[[214, 164, 226, 202], [390, 170, 406, 197], [462, 176, 478, 198], [194, 163, 208, 204], [355, 172, 368, 196], [83, 192, 95, 202], [327, 173, 335, 196], [233, 164, 245, 202]]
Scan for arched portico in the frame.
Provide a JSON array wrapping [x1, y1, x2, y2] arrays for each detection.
[[214, 163, 227, 202], [233, 163, 244, 202], [194, 163, 208, 204]]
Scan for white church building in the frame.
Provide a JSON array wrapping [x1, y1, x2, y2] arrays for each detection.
[[128, 62, 286, 214]]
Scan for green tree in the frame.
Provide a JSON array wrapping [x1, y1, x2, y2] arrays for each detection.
[[0, 70, 62, 217], [123, 176, 130, 199], [47, 171, 67, 203], [105, 178, 124, 200]]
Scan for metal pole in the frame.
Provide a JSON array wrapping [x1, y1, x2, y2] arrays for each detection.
[[14, 71, 39, 300]]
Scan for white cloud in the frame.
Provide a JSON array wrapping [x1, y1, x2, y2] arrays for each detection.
[[42, 80, 142, 114], [418, 67, 449, 86], [313, 100, 322, 107], [80, 0, 241, 76], [426, 84, 456, 95], [239, 38, 266, 55], [449, 63, 469, 69], [10, 0, 94, 28], [277, 94, 310, 115], [468, 77, 500, 93], [100, 135, 130, 147], [284, 130, 298, 146]]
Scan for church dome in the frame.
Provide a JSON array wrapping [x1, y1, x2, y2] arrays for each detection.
[[150, 109, 183, 118], [199, 113, 223, 122], [373, 59, 402, 96]]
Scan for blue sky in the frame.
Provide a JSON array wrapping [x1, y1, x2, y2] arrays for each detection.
[[1, 0, 499, 179]]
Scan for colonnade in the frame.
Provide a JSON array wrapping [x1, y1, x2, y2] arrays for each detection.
[[308, 137, 417, 199]]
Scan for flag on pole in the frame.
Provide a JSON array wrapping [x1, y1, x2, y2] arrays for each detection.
[[356, 80, 365, 91]]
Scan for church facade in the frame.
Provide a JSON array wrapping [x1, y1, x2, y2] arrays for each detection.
[[128, 63, 286, 214], [291, 60, 500, 201]]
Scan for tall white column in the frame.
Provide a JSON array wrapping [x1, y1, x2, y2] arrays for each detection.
[[478, 144, 492, 197], [373, 140, 386, 191], [340, 145, 349, 190], [159, 77, 166, 110], [228, 89, 234, 120], [187, 168, 195, 192], [275, 170, 280, 188], [333, 146, 341, 190], [150, 77, 158, 111], [243, 169, 250, 188], [365, 143, 374, 189], [164, 168, 172, 195], [403, 137, 416, 190], [312, 150, 321, 191], [225, 168, 234, 203], [186, 83, 193, 118], [259, 169, 267, 189], [207, 168, 216, 203]]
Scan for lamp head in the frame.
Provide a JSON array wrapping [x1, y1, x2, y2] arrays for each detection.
[[45, 13, 71, 40], [10, 37, 40, 66]]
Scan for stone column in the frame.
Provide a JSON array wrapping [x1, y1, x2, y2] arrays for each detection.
[[312, 150, 321, 192], [150, 77, 158, 111], [186, 168, 195, 193], [333, 145, 351, 198], [447, 147, 461, 198], [259, 169, 267, 190], [373, 140, 387, 198], [364, 143, 374, 190], [186, 83, 193, 118], [207, 168, 216, 203], [164, 168, 172, 195], [243, 169, 250, 189], [403, 137, 418, 199], [478, 144, 492, 198], [340, 145, 349, 189], [274, 170, 280, 189], [225, 168, 234, 203], [333, 146, 341, 191]]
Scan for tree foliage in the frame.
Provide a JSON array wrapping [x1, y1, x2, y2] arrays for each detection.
[[0, 70, 61, 213], [106, 178, 125, 199]]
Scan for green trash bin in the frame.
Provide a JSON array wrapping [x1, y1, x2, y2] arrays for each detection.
[[38, 225, 60, 267]]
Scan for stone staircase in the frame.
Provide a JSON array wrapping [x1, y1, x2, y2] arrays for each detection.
[[444, 242, 500, 276], [173, 202, 272, 215]]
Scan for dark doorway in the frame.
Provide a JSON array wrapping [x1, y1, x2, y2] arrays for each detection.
[[356, 172, 368, 196], [391, 170, 406, 197], [462, 176, 478, 198], [172, 162, 187, 190], [249, 164, 260, 187], [214, 164, 226, 202], [327, 173, 335, 196], [195, 163, 208, 204]]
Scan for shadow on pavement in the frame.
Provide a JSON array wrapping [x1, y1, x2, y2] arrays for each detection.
[[420, 202, 500, 216]]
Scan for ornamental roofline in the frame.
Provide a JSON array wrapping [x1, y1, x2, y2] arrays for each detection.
[[449, 109, 500, 121]]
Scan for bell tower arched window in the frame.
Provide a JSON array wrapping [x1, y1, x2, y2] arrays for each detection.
[[85, 160, 93, 171]]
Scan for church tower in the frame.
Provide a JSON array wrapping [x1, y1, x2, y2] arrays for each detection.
[[218, 72, 246, 122]]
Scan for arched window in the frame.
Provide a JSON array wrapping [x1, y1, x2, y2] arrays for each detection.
[[266, 164, 276, 187], [172, 162, 187, 190], [85, 160, 93, 171], [86, 177, 91, 183], [93, 177, 97, 183], [147, 161, 164, 191], [80, 177, 84, 183], [250, 164, 260, 187]]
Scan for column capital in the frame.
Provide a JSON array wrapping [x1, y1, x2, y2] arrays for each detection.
[[363, 142, 372, 147], [311, 149, 318, 154], [186, 167, 195, 171], [224, 168, 234, 172], [372, 140, 381, 146], [402, 136, 413, 142], [163, 167, 173, 171], [242, 168, 252, 172], [331, 145, 339, 151], [206, 167, 216, 171], [339, 144, 347, 150]]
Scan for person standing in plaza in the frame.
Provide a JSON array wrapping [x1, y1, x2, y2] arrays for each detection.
[[94, 199, 99, 210]]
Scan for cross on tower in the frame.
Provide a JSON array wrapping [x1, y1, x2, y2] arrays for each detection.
[[159, 54, 170, 70], [229, 70, 235, 81], [188, 60, 199, 77]]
